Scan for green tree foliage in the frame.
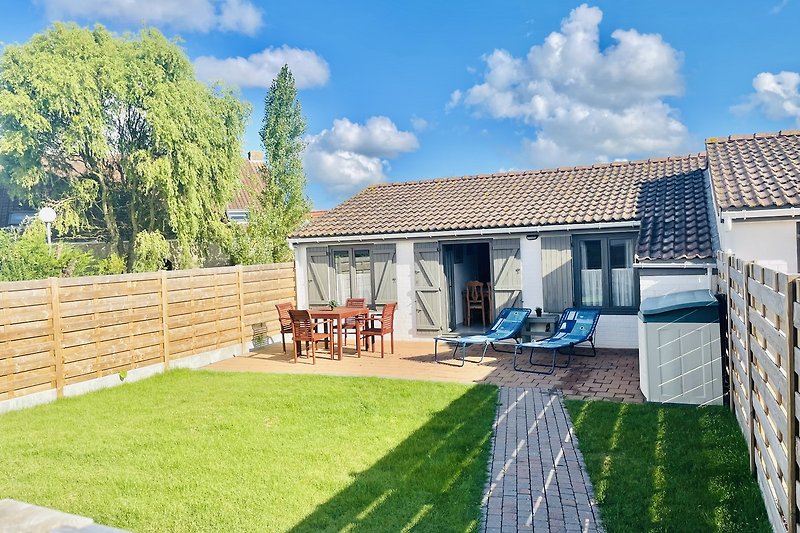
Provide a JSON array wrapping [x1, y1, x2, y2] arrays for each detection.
[[257, 65, 310, 262], [131, 230, 170, 273], [0, 24, 250, 271], [225, 209, 275, 265], [0, 219, 104, 281]]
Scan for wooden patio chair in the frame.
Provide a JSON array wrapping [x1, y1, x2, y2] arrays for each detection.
[[288, 309, 332, 364], [465, 281, 486, 327], [276, 302, 294, 352], [359, 302, 396, 358], [339, 297, 367, 345]]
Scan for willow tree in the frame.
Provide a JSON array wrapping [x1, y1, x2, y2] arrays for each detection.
[[0, 24, 250, 269]]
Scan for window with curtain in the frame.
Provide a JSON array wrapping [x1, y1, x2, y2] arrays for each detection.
[[580, 240, 604, 307], [332, 247, 373, 306], [574, 234, 638, 310]]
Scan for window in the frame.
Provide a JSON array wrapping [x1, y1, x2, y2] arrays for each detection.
[[226, 210, 249, 223], [573, 234, 638, 311], [332, 247, 373, 306]]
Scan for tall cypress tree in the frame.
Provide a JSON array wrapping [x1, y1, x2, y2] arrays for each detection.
[[258, 64, 310, 262]]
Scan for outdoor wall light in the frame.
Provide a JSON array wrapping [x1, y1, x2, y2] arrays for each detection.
[[38, 206, 56, 247], [525, 234, 540, 241]]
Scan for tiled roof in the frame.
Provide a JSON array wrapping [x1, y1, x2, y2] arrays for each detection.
[[706, 130, 800, 210], [226, 160, 264, 211], [293, 154, 715, 261]]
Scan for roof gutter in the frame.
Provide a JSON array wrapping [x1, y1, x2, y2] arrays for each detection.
[[288, 220, 640, 245], [722, 207, 800, 222], [633, 261, 715, 269]]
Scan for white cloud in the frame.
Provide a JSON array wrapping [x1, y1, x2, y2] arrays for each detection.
[[734, 71, 800, 124], [303, 117, 419, 192], [410, 116, 429, 132], [457, 3, 688, 167], [445, 89, 462, 112], [217, 0, 263, 35], [194, 46, 330, 89], [36, 0, 264, 35]]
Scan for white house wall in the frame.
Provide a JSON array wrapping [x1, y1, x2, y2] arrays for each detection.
[[594, 315, 638, 349], [719, 218, 797, 273], [639, 273, 713, 300], [520, 236, 544, 311], [294, 243, 309, 309]]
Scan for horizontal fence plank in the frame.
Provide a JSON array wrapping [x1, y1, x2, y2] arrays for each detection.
[[0, 264, 296, 401]]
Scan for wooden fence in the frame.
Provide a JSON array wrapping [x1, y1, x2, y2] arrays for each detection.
[[717, 252, 798, 532], [0, 263, 295, 402]]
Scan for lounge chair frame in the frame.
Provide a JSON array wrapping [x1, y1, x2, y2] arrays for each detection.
[[513, 308, 601, 375], [434, 307, 531, 367]]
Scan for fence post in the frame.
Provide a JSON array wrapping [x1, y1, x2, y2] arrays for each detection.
[[743, 261, 756, 476], [786, 276, 797, 533], [49, 277, 65, 398], [726, 254, 735, 413], [160, 271, 170, 370], [237, 265, 247, 357]]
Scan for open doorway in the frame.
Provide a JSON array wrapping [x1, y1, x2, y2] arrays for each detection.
[[442, 242, 492, 332]]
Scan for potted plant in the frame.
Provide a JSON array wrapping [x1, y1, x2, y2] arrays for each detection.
[[328, 299, 338, 310], [535, 306, 542, 317]]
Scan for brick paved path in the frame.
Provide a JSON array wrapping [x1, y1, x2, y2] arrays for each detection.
[[481, 387, 603, 533]]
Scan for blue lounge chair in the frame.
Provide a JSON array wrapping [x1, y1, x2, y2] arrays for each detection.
[[434, 308, 531, 367], [514, 308, 601, 374]]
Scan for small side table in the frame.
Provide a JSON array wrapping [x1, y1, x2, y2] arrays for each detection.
[[522, 313, 560, 342]]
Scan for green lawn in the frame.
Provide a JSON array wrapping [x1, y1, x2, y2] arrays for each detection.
[[564, 400, 770, 533], [0, 370, 498, 532]]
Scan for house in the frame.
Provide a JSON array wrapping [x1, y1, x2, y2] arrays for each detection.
[[708, 131, 800, 273], [289, 153, 718, 349]]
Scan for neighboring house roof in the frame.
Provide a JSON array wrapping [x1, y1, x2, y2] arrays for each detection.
[[706, 130, 800, 211], [227, 159, 264, 212], [293, 154, 715, 261]]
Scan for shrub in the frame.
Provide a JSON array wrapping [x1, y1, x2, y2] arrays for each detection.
[[132, 231, 171, 273]]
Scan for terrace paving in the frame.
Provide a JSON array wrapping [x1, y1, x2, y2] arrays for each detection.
[[206, 339, 644, 403]]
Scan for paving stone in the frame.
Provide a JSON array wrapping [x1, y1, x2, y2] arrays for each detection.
[[478, 387, 605, 533]]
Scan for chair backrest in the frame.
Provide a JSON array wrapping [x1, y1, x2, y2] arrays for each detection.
[[554, 308, 601, 342], [380, 303, 396, 333], [465, 281, 484, 304], [345, 297, 366, 308], [486, 307, 531, 339], [276, 303, 294, 328], [288, 309, 314, 341]]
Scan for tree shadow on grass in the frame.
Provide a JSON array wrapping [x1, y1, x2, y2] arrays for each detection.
[[288, 385, 498, 533]]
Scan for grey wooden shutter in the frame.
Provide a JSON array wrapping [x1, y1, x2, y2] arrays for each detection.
[[541, 235, 573, 312], [492, 238, 523, 313], [414, 242, 443, 334], [306, 246, 331, 307], [371, 244, 397, 309]]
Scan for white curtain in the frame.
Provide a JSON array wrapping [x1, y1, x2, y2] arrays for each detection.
[[581, 269, 603, 307], [611, 268, 635, 307], [354, 271, 371, 300]]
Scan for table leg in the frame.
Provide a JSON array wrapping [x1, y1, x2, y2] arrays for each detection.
[[337, 317, 344, 360]]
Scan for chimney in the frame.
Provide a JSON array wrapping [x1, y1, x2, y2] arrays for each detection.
[[247, 150, 264, 162]]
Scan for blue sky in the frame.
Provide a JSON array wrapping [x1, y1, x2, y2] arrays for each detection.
[[2, 1, 800, 208]]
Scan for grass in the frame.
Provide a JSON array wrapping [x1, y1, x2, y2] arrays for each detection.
[[0, 370, 498, 532], [564, 400, 771, 533]]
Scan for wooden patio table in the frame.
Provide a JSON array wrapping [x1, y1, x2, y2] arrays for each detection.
[[309, 307, 369, 360]]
